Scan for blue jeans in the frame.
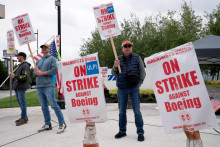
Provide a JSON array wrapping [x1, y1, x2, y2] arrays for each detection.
[[117, 87, 144, 134], [37, 87, 65, 125], [15, 90, 27, 119]]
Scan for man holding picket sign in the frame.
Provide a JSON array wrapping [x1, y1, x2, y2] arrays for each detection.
[[112, 41, 146, 141], [34, 44, 67, 134], [10, 52, 31, 126], [93, 3, 146, 141]]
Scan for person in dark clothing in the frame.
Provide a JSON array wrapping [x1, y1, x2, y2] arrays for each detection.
[[112, 41, 146, 141], [9, 52, 31, 126]]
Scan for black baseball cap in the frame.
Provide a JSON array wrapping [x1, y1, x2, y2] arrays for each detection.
[[17, 52, 27, 59]]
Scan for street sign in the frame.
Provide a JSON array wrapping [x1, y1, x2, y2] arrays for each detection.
[[3, 50, 18, 57]]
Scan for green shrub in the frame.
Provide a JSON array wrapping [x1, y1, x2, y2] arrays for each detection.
[[147, 96, 155, 101]]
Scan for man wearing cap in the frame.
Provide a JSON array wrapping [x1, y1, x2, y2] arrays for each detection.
[[9, 52, 31, 126], [34, 44, 66, 134], [112, 40, 146, 141]]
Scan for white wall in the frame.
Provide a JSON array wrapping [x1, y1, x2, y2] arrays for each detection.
[[103, 68, 153, 90]]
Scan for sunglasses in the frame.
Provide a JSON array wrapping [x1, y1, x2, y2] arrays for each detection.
[[123, 44, 132, 48]]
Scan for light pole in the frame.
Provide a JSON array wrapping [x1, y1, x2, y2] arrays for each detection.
[[55, 0, 61, 54], [55, 0, 65, 109], [34, 29, 38, 54]]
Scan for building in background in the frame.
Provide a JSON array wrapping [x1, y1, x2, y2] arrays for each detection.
[[0, 4, 5, 19]]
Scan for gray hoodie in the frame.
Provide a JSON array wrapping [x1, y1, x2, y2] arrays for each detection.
[[36, 55, 58, 88], [12, 61, 31, 91]]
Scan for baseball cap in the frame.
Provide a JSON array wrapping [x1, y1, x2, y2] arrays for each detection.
[[122, 40, 132, 47], [40, 43, 50, 49], [17, 52, 26, 58]]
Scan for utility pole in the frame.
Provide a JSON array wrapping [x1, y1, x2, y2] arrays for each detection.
[[57, 1, 61, 55], [35, 29, 38, 54], [55, 0, 65, 109]]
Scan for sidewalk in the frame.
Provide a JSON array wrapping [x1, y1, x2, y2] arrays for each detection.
[[0, 103, 219, 147]]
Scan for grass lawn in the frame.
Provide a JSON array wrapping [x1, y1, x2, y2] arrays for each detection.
[[206, 84, 220, 88], [0, 91, 40, 109]]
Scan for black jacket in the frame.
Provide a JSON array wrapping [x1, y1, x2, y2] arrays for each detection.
[[12, 61, 31, 91]]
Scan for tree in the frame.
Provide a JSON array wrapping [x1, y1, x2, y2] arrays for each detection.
[[205, 4, 220, 35], [29, 68, 36, 86], [0, 60, 9, 89], [200, 4, 220, 80], [179, 2, 203, 42], [79, 1, 205, 68]]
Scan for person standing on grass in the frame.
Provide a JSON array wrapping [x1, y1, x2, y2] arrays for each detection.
[[34, 43, 66, 134], [9, 52, 31, 126]]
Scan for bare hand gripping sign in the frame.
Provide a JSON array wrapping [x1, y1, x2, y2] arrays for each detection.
[[61, 53, 107, 123], [144, 42, 218, 134]]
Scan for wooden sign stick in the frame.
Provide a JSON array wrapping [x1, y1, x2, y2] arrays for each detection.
[[27, 43, 37, 67], [110, 37, 121, 73]]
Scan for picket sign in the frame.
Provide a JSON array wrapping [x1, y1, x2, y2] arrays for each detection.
[[144, 42, 218, 134], [61, 53, 107, 123], [12, 13, 37, 67], [7, 30, 15, 72], [93, 3, 121, 73], [100, 67, 108, 81]]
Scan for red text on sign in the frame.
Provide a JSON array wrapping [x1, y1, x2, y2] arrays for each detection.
[[97, 14, 115, 23], [66, 76, 99, 92], [164, 97, 201, 112], [162, 58, 180, 75], [74, 65, 86, 77], [17, 18, 24, 24], [71, 97, 98, 107], [15, 22, 31, 31], [156, 70, 200, 94]]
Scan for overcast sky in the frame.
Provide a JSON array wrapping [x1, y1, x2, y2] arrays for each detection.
[[0, 0, 219, 65]]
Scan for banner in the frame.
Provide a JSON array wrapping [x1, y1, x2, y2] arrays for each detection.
[[7, 30, 15, 53], [61, 53, 107, 123], [100, 67, 108, 81], [55, 35, 60, 51], [144, 42, 218, 134], [12, 13, 36, 45], [93, 3, 121, 39]]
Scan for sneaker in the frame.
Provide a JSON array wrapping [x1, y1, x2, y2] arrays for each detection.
[[138, 134, 145, 141], [115, 132, 126, 139], [38, 124, 52, 132], [57, 123, 67, 134], [15, 117, 28, 123], [16, 119, 27, 126]]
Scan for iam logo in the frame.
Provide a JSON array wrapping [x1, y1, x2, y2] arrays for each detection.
[[179, 111, 192, 124], [82, 108, 90, 116]]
